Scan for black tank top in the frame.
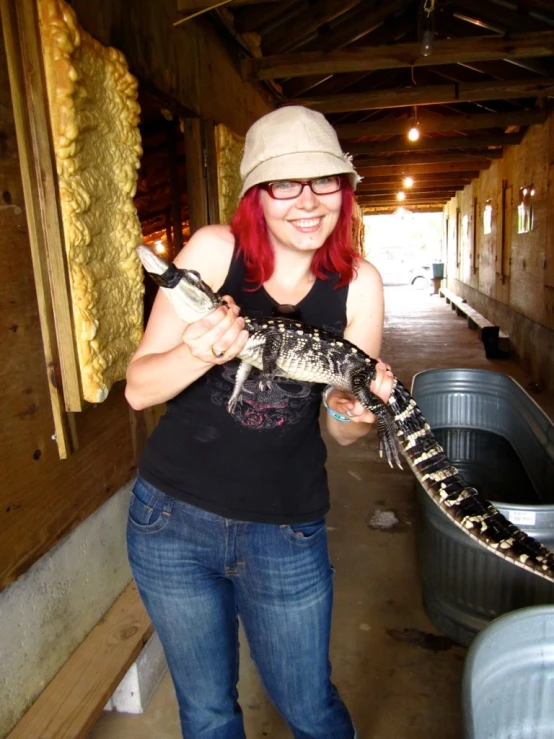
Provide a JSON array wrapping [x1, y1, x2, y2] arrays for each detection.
[[139, 247, 349, 524]]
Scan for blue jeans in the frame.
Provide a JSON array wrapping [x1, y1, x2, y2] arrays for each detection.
[[127, 475, 355, 739]]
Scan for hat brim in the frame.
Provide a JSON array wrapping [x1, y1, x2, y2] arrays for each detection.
[[239, 150, 359, 198]]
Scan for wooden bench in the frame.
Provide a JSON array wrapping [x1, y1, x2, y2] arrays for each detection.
[[7, 582, 153, 739], [439, 287, 510, 359]]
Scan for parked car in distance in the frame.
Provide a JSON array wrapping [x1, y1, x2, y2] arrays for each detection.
[[370, 255, 431, 290]]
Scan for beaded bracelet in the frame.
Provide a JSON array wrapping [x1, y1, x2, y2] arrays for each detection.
[[322, 385, 351, 423]]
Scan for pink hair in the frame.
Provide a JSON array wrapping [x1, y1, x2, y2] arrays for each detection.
[[229, 179, 357, 289]]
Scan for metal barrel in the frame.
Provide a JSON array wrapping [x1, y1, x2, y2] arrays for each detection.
[[462, 605, 554, 738], [411, 368, 554, 646]]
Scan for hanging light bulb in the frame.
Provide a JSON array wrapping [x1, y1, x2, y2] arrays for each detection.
[[420, 25, 434, 57], [408, 125, 420, 141], [420, 0, 435, 58], [403, 176, 414, 188], [397, 191, 406, 201], [407, 107, 420, 142]]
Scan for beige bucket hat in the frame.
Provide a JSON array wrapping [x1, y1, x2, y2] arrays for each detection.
[[239, 106, 360, 198]]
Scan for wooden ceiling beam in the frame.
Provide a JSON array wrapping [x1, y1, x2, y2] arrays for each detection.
[[453, 0, 548, 34], [528, 0, 554, 15], [262, 0, 362, 56], [357, 197, 452, 206], [283, 9, 416, 98], [459, 57, 554, 80], [357, 180, 471, 192], [233, 0, 298, 34], [334, 109, 547, 138], [298, 0, 408, 55], [361, 206, 444, 213], [366, 190, 462, 199], [242, 30, 554, 81], [291, 77, 554, 114], [366, 189, 457, 199], [356, 160, 492, 177], [359, 170, 481, 183], [355, 153, 496, 168], [345, 131, 523, 155], [365, 148, 502, 161], [177, 0, 280, 7]]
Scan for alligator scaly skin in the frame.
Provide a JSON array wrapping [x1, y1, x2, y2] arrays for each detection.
[[136, 245, 554, 584]]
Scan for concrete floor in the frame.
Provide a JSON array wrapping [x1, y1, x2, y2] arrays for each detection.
[[88, 287, 554, 739]]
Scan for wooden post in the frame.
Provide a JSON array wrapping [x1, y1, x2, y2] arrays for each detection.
[[167, 121, 184, 254], [183, 118, 209, 233], [1, 0, 80, 457], [471, 197, 478, 274], [202, 119, 220, 225], [499, 180, 513, 282]]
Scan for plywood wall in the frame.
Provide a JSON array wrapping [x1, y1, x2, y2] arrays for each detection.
[[444, 114, 554, 390]]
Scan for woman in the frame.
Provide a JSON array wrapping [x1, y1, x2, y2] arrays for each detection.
[[125, 105, 393, 739]]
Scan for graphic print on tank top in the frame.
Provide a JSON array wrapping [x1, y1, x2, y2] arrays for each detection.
[[206, 359, 322, 430]]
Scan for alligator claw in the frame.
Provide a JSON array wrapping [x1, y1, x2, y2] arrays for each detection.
[[377, 413, 403, 470]]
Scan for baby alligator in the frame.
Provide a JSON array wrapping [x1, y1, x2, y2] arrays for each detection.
[[136, 244, 554, 584]]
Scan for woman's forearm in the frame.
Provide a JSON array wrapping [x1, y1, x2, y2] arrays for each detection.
[[326, 414, 373, 446], [125, 343, 212, 410]]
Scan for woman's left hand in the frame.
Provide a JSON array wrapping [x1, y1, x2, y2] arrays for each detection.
[[327, 359, 394, 424]]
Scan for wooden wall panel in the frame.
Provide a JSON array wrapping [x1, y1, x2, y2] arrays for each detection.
[[476, 165, 497, 300], [0, 140, 135, 589], [69, 0, 272, 137], [505, 125, 550, 324], [444, 114, 554, 389], [0, 27, 137, 589]]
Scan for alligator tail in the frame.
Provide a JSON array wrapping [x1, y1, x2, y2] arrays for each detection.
[[389, 380, 554, 583]]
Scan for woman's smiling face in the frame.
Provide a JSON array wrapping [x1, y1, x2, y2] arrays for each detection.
[[260, 179, 343, 254]]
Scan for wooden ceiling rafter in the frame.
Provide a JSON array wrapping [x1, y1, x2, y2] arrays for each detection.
[[367, 189, 463, 198], [242, 30, 554, 82], [202, 0, 554, 207], [453, 0, 551, 34], [356, 160, 493, 177], [261, 0, 363, 56], [232, 0, 297, 35], [357, 178, 474, 190], [344, 131, 524, 155], [357, 197, 452, 205], [359, 171, 479, 183], [282, 11, 418, 98], [333, 108, 547, 137], [298, 0, 409, 56], [293, 77, 554, 114]]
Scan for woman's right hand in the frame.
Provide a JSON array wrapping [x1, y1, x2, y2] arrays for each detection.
[[182, 295, 249, 365]]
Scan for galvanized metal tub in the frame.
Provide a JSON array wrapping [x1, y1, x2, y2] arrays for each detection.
[[462, 604, 554, 739], [411, 368, 554, 647]]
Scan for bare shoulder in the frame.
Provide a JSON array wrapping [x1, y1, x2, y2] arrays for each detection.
[[348, 257, 384, 309], [174, 224, 235, 291], [344, 257, 384, 357]]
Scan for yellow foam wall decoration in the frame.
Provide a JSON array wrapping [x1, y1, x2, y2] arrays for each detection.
[[215, 123, 245, 225], [38, 0, 144, 403]]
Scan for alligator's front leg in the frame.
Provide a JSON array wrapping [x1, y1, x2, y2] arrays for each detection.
[[349, 366, 402, 469], [258, 329, 284, 390], [227, 361, 253, 413]]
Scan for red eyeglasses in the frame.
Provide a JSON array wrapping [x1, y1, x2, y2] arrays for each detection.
[[259, 176, 343, 200]]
